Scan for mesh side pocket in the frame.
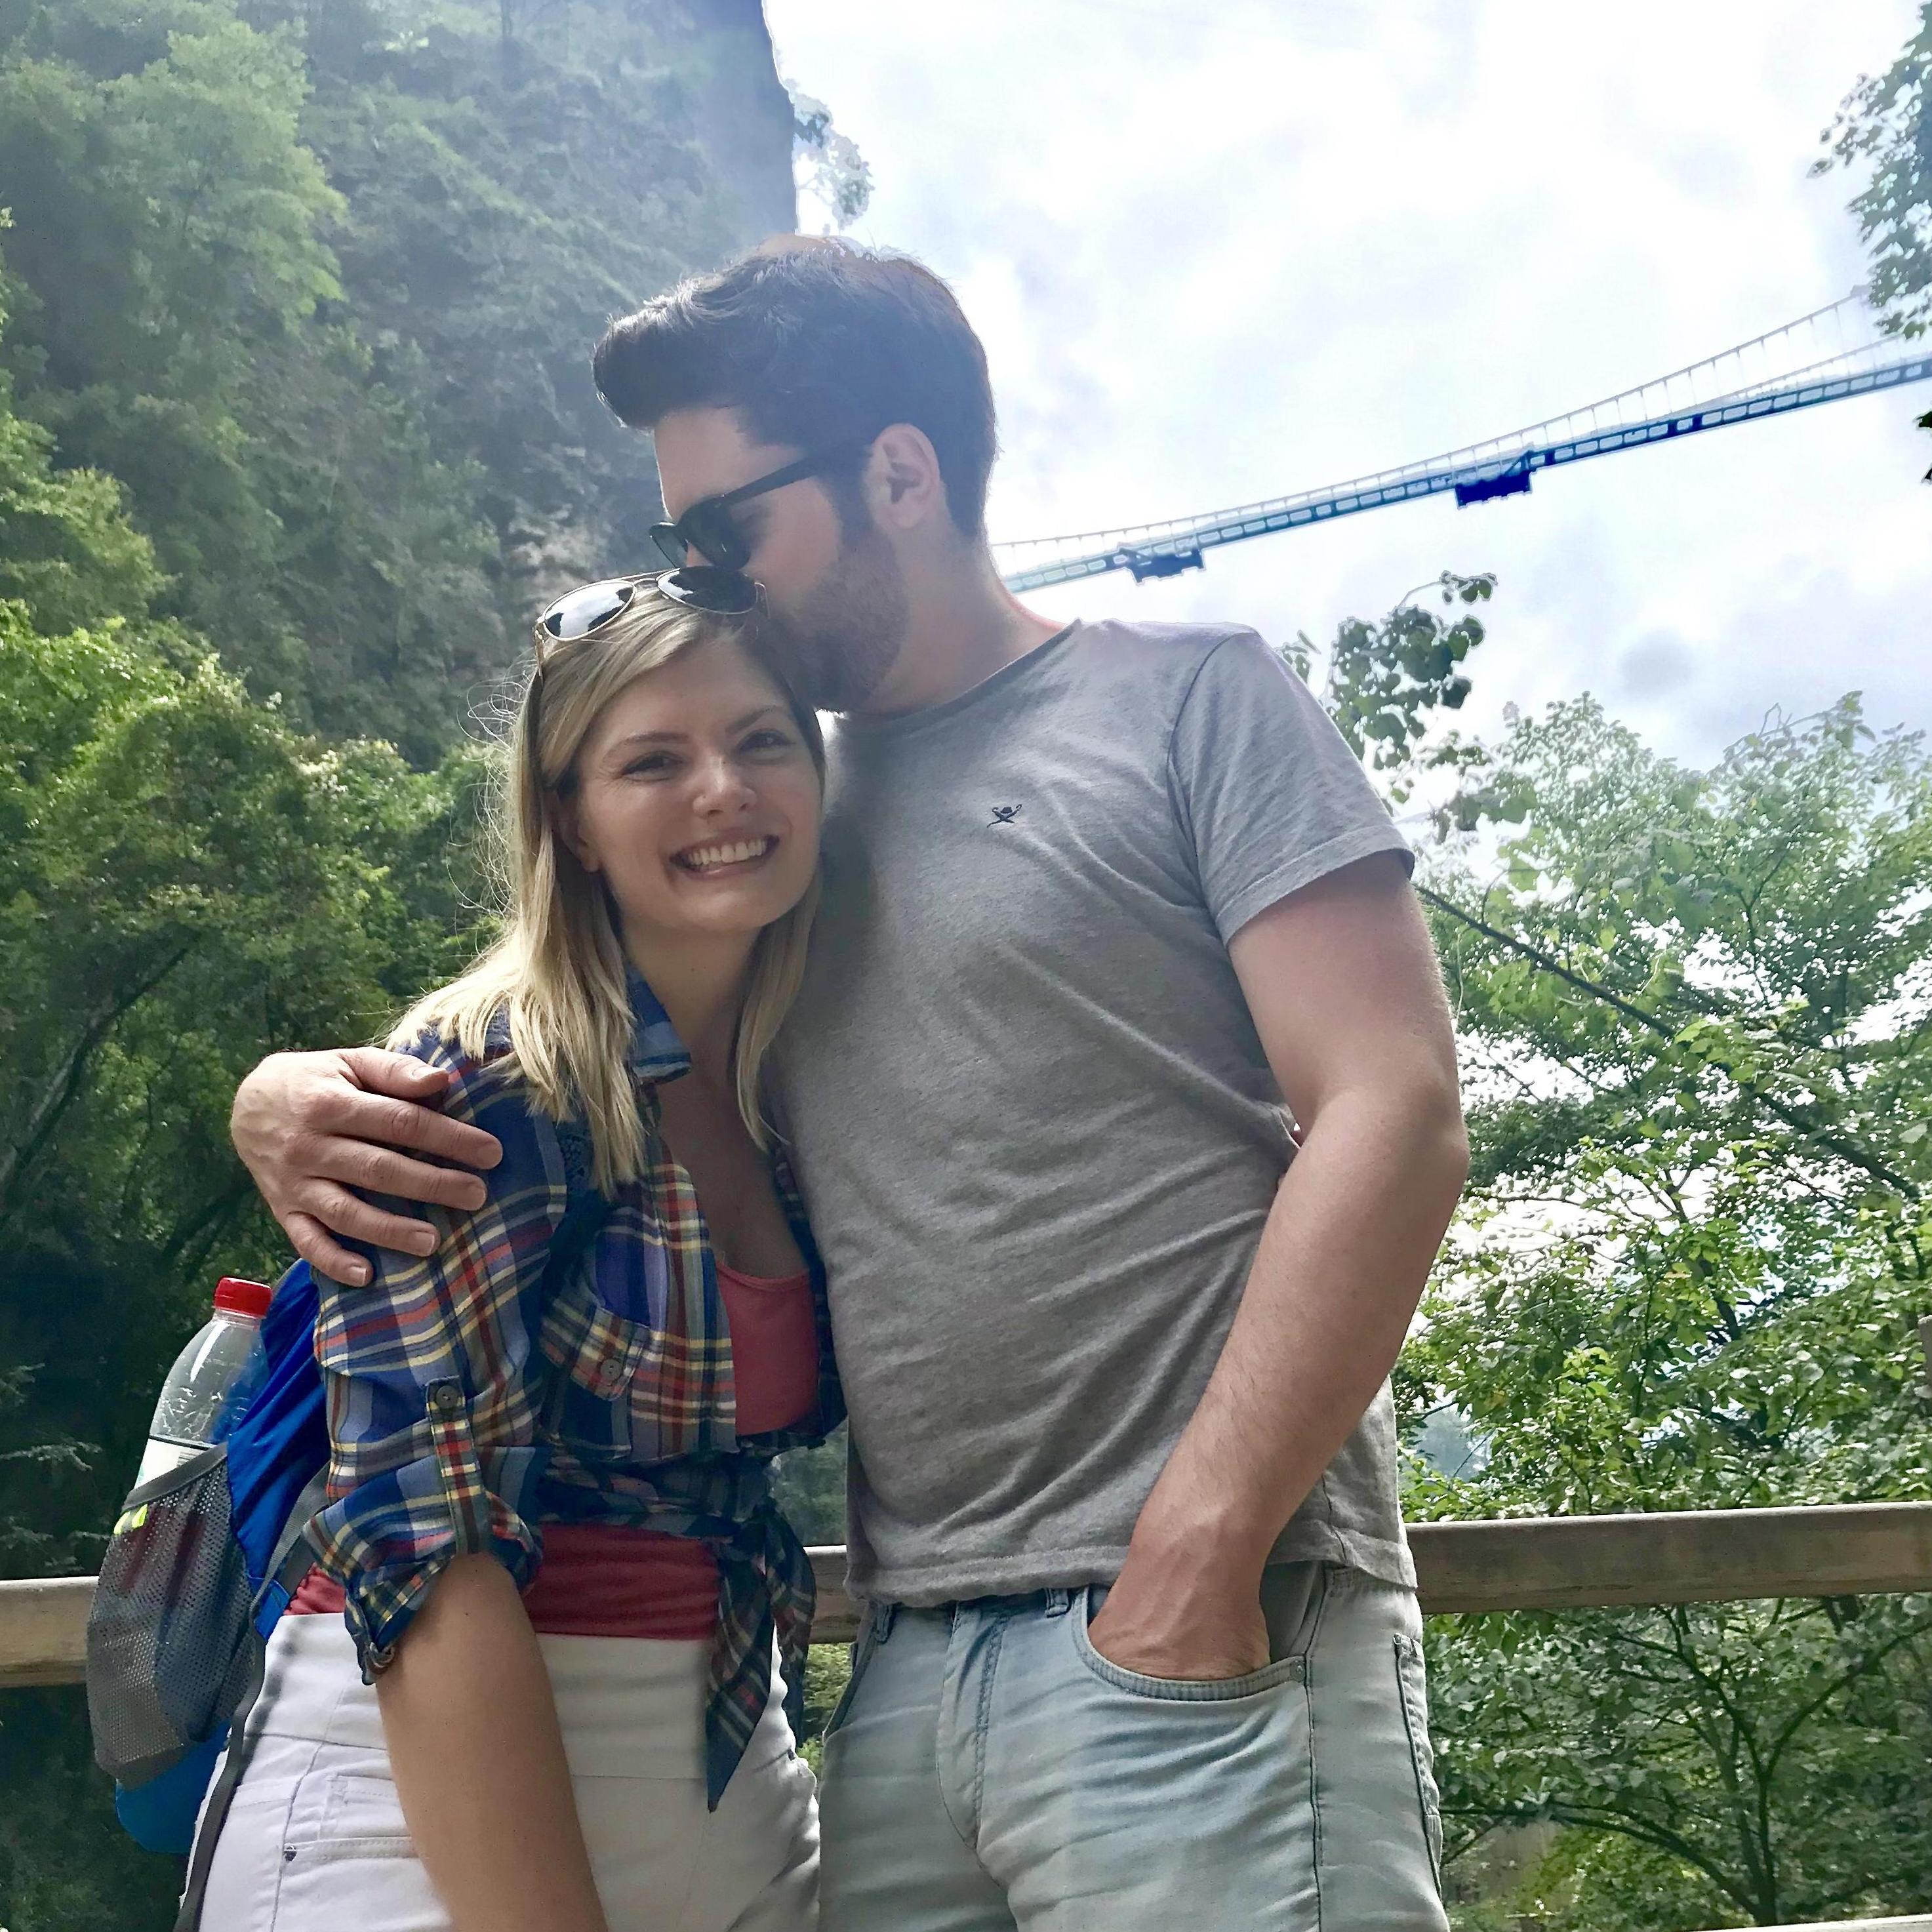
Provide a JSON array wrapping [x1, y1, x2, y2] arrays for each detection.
[[87, 1447, 256, 1786]]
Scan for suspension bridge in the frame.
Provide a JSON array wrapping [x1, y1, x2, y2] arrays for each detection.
[[994, 292, 1932, 593]]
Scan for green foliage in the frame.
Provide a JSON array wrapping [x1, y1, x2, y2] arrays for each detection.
[[1405, 697, 1932, 1925], [792, 89, 874, 228], [0, 601, 492, 1559], [0, 1692, 172, 1932], [1815, 1, 1932, 340], [0, 9, 800, 1914], [0, 0, 492, 756], [0, 602, 493, 1928], [261, 0, 744, 607], [772, 1425, 847, 1546], [0, 246, 163, 631], [797, 1641, 852, 1775], [0, 0, 792, 759], [1815, 1, 1932, 473], [0, 228, 492, 1925], [0, 1, 802, 1913], [1287, 570, 1491, 797]]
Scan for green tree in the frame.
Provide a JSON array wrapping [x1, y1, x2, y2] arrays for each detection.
[[1403, 698, 1932, 1925], [1817, 1, 1932, 338], [0, 235, 162, 633], [0, 0, 499, 756], [0, 257, 496, 1920], [772, 1426, 847, 1546], [1287, 569, 1492, 795], [0, 0, 807, 758], [269, 0, 746, 601], [0, 604, 490, 1558], [0, 7, 812, 1919], [0, 599, 496, 1929], [1815, 1, 1932, 473]]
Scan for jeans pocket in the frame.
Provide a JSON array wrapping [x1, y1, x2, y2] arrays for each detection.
[[1392, 1631, 1445, 1895], [268, 1771, 426, 1932], [1072, 1585, 1307, 1702], [294, 1770, 416, 1862]]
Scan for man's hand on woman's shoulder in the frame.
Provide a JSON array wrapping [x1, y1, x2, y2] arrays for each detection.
[[230, 1047, 504, 1285]]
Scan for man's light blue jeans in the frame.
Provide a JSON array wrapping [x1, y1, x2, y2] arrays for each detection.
[[817, 1563, 1448, 1931]]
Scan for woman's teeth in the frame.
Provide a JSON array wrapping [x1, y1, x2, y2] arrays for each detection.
[[676, 836, 776, 874]]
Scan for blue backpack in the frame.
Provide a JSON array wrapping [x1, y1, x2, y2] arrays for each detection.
[[86, 1258, 332, 1924]]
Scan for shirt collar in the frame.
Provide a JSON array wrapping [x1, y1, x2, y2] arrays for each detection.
[[478, 966, 690, 1086], [624, 963, 691, 1084]]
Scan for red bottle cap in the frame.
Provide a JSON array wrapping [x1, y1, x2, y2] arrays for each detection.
[[214, 1277, 273, 1321]]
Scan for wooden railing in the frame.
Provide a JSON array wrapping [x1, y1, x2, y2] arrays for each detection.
[[1729, 1922, 1930, 1932], [7, 1504, 1931, 1932], [7, 1499, 1931, 1687]]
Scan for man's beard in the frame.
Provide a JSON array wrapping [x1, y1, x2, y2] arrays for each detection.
[[767, 523, 910, 714]]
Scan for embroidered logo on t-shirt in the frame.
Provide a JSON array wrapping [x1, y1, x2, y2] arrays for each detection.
[[989, 804, 1022, 826]]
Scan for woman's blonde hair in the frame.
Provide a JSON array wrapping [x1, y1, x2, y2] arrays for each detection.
[[392, 586, 826, 1194]]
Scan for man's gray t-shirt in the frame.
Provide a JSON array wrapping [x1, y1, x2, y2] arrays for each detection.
[[773, 617, 1417, 1606]]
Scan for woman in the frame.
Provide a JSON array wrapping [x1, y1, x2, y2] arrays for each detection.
[[196, 567, 841, 1932]]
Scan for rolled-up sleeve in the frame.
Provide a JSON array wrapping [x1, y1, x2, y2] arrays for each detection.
[[308, 1047, 569, 1677]]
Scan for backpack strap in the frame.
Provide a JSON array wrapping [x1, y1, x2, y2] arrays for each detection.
[[258, 1470, 333, 1617], [172, 1471, 327, 1932]]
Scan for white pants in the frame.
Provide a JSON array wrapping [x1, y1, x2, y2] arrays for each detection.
[[194, 1614, 818, 1931]]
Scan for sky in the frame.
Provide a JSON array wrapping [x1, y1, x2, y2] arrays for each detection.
[[763, 0, 1929, 778]]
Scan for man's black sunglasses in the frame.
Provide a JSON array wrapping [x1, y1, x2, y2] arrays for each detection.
[[649, 445, 864, 571], [535, 566, 759, 649]]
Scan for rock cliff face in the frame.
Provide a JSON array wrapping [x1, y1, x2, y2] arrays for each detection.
[[347, 0, 804, 654], [675, 0, 799, 246], [493, 0, 802, 618], [0, 0, 803, 750]]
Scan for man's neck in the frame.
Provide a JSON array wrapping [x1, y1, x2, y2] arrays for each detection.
[[853, 546, 1065, 720]]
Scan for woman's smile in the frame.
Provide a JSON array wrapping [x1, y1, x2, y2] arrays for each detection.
[[673, 834, 780, 875]]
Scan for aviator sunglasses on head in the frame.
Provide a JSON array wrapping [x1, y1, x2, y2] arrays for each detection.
[[534, 565, 761, 651]]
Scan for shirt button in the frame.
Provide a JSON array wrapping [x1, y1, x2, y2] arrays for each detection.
[[430, 1384, 462, 1413]]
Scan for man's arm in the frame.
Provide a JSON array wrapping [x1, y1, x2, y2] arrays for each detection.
[[230, 1048, 502, 1285], [1085, 851, 1468, 1680]]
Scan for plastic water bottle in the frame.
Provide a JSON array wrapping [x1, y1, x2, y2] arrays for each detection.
[[132, 1278, 273, 1488]]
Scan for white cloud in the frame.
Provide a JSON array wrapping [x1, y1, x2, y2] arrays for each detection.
[[767, 0, 1931, 768]]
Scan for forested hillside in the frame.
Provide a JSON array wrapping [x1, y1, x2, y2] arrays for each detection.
[[0, 0, 799, 759], [0, 3, 814, 1922]]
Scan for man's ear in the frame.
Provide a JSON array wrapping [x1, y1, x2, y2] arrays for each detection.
[[866, 423, 946, 532]]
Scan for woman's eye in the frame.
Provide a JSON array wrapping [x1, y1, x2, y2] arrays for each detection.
[[624, 752, 678, 778], [740, 729, 794, 755]]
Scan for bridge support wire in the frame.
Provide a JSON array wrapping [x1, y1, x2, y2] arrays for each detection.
[[995, 294, 1932, 593]]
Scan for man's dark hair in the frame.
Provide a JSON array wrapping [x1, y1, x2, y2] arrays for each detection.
[[593, 239, 999, 538]]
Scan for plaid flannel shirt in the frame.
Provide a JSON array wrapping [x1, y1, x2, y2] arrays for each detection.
[[307, 970, 843, 1807]]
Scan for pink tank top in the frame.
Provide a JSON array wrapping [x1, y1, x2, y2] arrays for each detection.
[[289, 1265, 818, 1639], [714, 1260, 820, 1440]]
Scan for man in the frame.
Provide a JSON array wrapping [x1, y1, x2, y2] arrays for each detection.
[[231, 239, 1468, 1928]]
